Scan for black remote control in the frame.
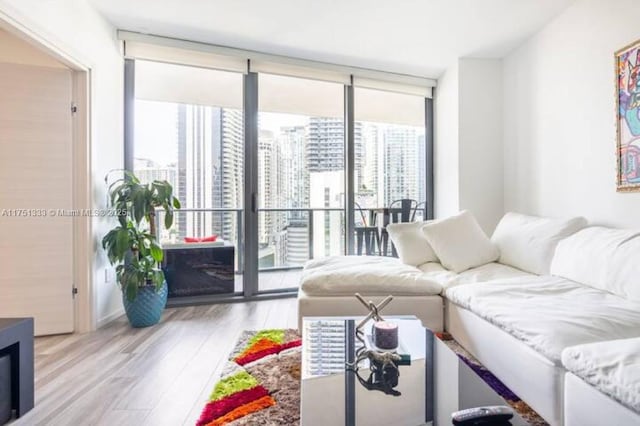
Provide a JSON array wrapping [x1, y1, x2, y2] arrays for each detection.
[[451, 405, 514, 425]]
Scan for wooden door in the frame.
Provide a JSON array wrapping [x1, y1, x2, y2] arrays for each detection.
[[0, 62, 74, 335]]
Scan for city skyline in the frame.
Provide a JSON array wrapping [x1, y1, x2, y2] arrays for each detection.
[[134, 99, 426, 267]]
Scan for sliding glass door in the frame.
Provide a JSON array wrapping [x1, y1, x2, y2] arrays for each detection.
[[254, 73, 346, 292], [132, 59, 244, 296]]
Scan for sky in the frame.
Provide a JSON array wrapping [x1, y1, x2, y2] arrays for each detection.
[[135, 100, 309, 167]]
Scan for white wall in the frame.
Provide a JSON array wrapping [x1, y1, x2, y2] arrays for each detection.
[[0, 0, 124, 327], [434, 62, 460, 220], [435, 58, 504, 233], [504, 0, 640, 228], [459, 59, 504, 233]]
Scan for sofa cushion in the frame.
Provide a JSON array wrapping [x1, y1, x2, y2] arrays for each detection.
[[562, 338, 640, 414], [550, 226, 640, 296], [387, 221, 437, 266], [421, 211, 499, 273], [445, 276, 640, 363], [301, 255, 442, 296], [417, 262, 532, 290], [608, 236, 640, 302], [491, 212, 587, 275]]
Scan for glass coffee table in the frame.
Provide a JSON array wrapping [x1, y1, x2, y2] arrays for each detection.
[[301, 316, 428, 425], [300, 316, 537, 426]]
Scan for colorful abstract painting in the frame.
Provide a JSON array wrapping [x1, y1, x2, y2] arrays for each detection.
[[616, 39, 640, 191]]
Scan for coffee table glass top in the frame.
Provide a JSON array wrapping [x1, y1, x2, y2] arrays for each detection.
[[301, 316, 427, 426]]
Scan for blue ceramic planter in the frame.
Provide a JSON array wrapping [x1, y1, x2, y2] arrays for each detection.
[[123, 281, 168, 328]]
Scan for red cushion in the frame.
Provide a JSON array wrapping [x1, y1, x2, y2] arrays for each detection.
[[184, 235, 217, 243]]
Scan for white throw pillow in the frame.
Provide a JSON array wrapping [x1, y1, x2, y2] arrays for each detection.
[[387, 221, 438, 266], [492, 212, 587, 275], [421, 211, 499, 273], [550, 226, 640, 291], [608, 235, 640, 302]]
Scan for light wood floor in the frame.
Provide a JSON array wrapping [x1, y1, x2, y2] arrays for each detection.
[[14, 298, 298, 426], [234, 269, 302, 292]]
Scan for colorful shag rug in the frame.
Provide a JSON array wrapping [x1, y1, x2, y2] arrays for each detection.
[[196, 329, 302, 426]]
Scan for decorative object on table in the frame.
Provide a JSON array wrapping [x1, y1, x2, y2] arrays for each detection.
[[373, 321, 398, 350], [346, 293, 407, 396], [196, 329, 302, 426], [102, 170, 181, 327], [615, 37, 640, 191]]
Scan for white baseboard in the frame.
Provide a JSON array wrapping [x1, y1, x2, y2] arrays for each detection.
[[97, 307, 125, 329]]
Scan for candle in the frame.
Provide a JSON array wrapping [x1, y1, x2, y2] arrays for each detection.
[[373, 321, 398, 350]]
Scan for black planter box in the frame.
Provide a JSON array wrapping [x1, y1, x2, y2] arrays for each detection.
[[162, 243, 235, 297]]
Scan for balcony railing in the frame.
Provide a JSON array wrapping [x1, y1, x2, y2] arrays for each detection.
[[155, 207, 344, 273], [155, 204, 427, 274]]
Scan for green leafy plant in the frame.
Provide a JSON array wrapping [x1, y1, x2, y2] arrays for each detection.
[[102, 171, 181, 301]]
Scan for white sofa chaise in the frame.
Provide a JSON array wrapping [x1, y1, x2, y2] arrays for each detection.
[[297, 212, 640, 425]]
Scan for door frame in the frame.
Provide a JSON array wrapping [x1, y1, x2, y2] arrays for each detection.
[[0, 11, 94, 333]]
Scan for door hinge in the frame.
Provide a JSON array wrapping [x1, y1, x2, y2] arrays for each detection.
[[72, 286, 78, 298], [71, 103, 78, 114]]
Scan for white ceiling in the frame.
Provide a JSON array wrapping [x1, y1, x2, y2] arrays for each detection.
[[90, 0, 575, 78]]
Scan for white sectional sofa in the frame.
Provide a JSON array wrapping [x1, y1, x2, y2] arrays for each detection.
[[297, 211, 640, 426], [562, 337, 640, 426]]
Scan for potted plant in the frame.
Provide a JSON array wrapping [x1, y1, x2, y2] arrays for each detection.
[[102, 171, 181, 327]]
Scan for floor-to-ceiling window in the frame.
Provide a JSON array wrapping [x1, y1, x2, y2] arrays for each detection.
[[256, 73, 346, 291], [124, 37, 434, 299]]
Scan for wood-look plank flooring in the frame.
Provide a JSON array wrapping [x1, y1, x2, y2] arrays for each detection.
[[13, 298, 298, 426], [234, 269, 302, 292]]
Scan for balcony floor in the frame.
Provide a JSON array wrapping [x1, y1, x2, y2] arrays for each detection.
[[234, 269, 302, 293]]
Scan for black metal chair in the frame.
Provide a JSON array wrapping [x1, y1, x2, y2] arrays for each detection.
[[389, 198, 418, 223], [411, 201, 427, 222], [354, 202, 380, 255], [380, 199, 418, 257]]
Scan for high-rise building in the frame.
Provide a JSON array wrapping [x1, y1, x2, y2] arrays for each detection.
[[134, 158, 178, 190], [258, 130, 275, 246], [307, 118, 361, 173], [275, 126, 308, 265], [383, 125, 420, 204], [310, 171, 345, 258], [285, 219, 308, 266], [305, 118, 357, 258], [219, 108, 244, 244], [177, 105, 242, 242], [307, 117, 343, 172], [357, 123, 382, 208], [279, 126, 308, 209]]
